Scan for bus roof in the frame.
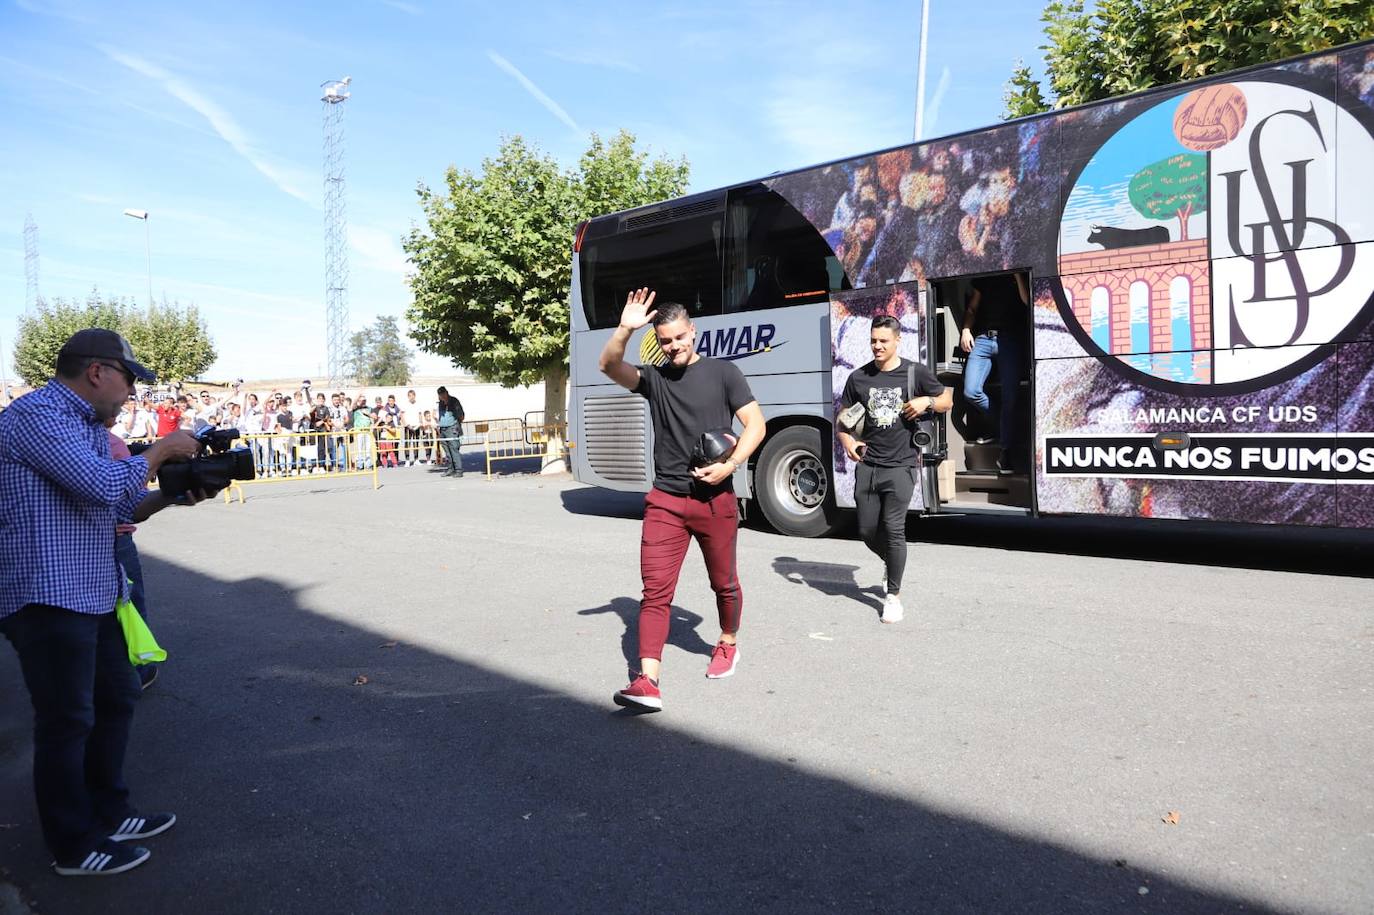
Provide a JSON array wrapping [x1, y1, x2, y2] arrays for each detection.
[[587, 35, 1374, 229]]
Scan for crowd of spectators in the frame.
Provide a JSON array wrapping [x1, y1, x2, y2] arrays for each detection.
[[112, 382, 464, 476]]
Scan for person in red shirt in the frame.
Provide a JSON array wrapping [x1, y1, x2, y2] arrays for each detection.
[[153, 399, 181, 437]]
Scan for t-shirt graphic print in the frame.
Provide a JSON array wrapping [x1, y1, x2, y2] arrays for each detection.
[[866, 386, 904, 430]]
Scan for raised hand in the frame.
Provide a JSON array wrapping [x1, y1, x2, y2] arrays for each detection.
[[619, 287, 658, 331]]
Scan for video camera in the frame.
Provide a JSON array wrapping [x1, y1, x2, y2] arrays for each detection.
[[129, 422, 256, 498]]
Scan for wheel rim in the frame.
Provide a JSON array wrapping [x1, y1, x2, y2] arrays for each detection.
[[769, 447, 828, 517]]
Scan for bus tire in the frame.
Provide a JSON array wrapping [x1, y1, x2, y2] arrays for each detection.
[[753, 426, 841, 538]]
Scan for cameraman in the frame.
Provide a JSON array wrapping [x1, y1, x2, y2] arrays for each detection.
[[0, 329, 209, 877]]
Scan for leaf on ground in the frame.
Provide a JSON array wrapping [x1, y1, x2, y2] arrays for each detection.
[[1162, 810, 1180, 825], [353, 674, 370, 685]]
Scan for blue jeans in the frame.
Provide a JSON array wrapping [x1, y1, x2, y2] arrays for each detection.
[[329, 435, 348, 471], [963, 331, 1025, 452], [0, 604, 141, 862]]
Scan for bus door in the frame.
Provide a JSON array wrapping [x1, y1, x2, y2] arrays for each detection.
[[927, 270, 1034, 514]]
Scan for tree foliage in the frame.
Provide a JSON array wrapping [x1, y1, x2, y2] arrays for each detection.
[[123, 301, 217, 385], [346, 315, 414, 386], [403, 129, 690, 417], [12, 290, 215, 387], [1128, 153, 1208, 239], [1003, 0, 1374, 117]]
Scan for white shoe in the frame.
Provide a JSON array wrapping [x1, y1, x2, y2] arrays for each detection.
[[881, 593, 905, 624]]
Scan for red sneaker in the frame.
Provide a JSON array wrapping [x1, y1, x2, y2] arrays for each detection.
[[613, 674, 662, 711], [705, 641, 739, 679]]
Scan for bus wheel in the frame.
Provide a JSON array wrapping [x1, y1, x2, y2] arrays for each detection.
[[754, 426, 841, 538]]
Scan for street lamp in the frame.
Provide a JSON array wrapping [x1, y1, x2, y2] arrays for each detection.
[[123, 208, 153, 307], [914, 0, 931, 141]]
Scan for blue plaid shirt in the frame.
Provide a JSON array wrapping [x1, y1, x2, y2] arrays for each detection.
[[0, 381, 151, 619]]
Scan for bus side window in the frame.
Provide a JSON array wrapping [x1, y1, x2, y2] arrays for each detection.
[[725, 184, 844, 313], [579, 214, 724, 329]]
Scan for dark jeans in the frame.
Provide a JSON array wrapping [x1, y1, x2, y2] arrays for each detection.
[[855, 463, 916, 594], [0, 604, 141, 862], [440, 428, 463, 475]]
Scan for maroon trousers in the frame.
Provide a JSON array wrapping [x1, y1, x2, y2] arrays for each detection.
[[638, 487, 742, 661]]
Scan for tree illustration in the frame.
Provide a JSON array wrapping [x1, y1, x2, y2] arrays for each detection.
[[1127, 152, 1207, 240]]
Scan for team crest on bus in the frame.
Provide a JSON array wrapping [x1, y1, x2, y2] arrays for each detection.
[[1056, 74, 1374, 393]]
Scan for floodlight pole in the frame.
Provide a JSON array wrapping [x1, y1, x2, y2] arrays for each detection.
[[914, 0, 931, 141], [123, 208, 153, 307]]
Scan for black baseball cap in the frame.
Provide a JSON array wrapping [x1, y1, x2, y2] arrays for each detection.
[[58, 329, 157, 383]]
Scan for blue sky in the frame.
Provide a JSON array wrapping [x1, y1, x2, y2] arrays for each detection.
[[1, 0, 1047, 380]]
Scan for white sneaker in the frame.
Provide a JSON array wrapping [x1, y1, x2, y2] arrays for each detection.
[[881, 593, 904, 624]]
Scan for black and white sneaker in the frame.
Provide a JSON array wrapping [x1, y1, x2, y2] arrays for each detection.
[[109, 812, 176, 842], [53, 840, 151, 877]]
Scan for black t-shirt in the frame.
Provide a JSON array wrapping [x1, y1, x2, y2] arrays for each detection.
[[969, 275, 1023, 335], [840, 359, 944, 468], [635, 357, 755, 496], [276, 410, 293, 431], [311, 404, 330, 429]]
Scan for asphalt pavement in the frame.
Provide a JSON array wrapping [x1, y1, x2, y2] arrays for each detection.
[[1, 460, 1370, 914]]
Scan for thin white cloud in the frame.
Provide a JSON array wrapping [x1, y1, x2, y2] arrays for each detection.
[[381, 0, 422, 13], [348, 225, 410, 279], [15, 0, 92, 24], [100, 46, 315, 205], [547, 49, 642, 74], [74, 192, 118, 206], [765, 75, 909, 167], [923, 66, 952, 139], [486, 50, 583, 135]]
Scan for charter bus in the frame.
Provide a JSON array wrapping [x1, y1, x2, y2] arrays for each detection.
[[568, 39, 1374, 537]]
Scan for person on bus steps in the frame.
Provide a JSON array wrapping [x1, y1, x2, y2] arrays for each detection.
[[598, 288, 766, 712], [838, 315, 952, 623], [960, 272, 1029, 473]]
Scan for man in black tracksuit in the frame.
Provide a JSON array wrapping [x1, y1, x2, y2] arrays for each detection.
[[837, 315, 952, 623]]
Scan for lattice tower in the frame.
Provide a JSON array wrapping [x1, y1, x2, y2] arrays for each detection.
[[322, 77, 352, 387], [23, 212, 40, 311]]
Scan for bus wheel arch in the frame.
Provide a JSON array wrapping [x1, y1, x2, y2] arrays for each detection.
[[750, 422, 843, 538]]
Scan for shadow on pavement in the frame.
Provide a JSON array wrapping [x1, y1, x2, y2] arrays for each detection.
[[558, 485, 1371, 578], [906, 513, 1374, 578], [771, 557, 883, 618], [577, 598, 715, 676], [559, 487, 645, 520], [0, 557, 1285, 913]]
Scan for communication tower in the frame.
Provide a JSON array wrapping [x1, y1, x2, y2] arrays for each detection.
[[322, 77, 352, 386], [24, 212, 40, 310]]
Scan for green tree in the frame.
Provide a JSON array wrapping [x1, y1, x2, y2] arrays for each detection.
[[13, 290, 216, 388], [1003, 0, 1374, 117], [346, 315, 415, 386], [1128, 153, 1208, 240], [122, 299, 217, 383], [1003, 58, 1050, 120], [404, 129, 690, 470]]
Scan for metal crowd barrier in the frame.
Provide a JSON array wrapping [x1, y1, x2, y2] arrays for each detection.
[[483, 422, 566, 479], [119, 418, 554, 500], [222, 430, 380, 502]]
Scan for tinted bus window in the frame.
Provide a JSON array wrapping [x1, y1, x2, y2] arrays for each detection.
[[580, 215, 723, 329], [725, 184, 847, 313]]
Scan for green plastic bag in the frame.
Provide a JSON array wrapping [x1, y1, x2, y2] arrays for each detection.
[[116, 592, 166, 666]]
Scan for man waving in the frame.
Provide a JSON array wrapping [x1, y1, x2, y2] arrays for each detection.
[[598, 289, 765, 712]]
